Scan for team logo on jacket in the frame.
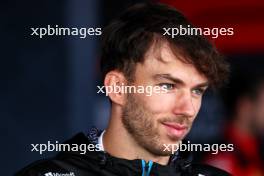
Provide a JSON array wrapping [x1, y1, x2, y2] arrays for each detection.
[[44, 172, 75, 176]]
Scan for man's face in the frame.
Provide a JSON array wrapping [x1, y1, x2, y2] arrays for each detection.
[[122, 42, 208, 156]]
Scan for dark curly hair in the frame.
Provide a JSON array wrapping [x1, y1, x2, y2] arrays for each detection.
[[100, 2, 229, 88]]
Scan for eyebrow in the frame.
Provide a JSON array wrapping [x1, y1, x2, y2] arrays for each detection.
[[153, 74, 209, 89]]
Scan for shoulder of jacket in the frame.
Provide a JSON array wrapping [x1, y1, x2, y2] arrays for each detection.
[[15, 157, 64, 176], [190, 163, 231, 176]]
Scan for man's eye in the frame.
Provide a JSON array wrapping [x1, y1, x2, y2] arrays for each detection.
[[192, 88, 205, 96], [159, 83, 175, 90]]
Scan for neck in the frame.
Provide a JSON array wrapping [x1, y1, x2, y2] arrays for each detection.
[[103, 106, 170, 165]]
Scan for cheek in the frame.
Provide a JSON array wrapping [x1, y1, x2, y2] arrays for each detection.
[[193, 99, 202, 114], [140, 93, 177, 114]]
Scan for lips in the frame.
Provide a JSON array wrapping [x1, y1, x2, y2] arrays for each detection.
[[163, 122, 187, 130], [162, 122, 188, 138]]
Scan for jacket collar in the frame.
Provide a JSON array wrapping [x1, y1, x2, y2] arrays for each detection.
[[61, 127, 193, 175]]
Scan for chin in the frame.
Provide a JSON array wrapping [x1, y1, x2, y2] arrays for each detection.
[[160, 137, 181, 147]]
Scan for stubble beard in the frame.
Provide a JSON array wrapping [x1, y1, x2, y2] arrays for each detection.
[[122, 93, 174, 156]]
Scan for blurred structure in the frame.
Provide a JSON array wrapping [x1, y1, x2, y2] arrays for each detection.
[[160, 0, 264, 54], [204, 58, 264, 175]]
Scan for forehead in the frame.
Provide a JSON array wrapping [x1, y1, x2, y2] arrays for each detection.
[[135, 41, 208, 84]]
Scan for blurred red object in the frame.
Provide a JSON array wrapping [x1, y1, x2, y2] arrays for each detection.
[[204, 125, 264, 176], [159, 0, 264, 54]]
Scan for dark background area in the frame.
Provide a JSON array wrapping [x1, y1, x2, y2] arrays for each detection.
[[2, 0, 264, 175]]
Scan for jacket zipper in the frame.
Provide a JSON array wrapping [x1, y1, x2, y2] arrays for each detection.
[[141, 160, 153, 176]]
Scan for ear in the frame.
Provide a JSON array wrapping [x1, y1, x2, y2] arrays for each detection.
[[104, 70, 127, 106]]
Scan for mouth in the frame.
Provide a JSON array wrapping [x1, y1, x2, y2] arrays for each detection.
[[162, 122, 188, 139]]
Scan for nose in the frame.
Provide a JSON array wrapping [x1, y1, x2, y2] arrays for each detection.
[[172, 90, 197, 117]]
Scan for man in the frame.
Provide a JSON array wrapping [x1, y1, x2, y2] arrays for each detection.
[[16, 3, 230, 176]]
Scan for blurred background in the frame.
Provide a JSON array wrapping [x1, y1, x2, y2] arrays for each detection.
[[2, 0, 264, 175]]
